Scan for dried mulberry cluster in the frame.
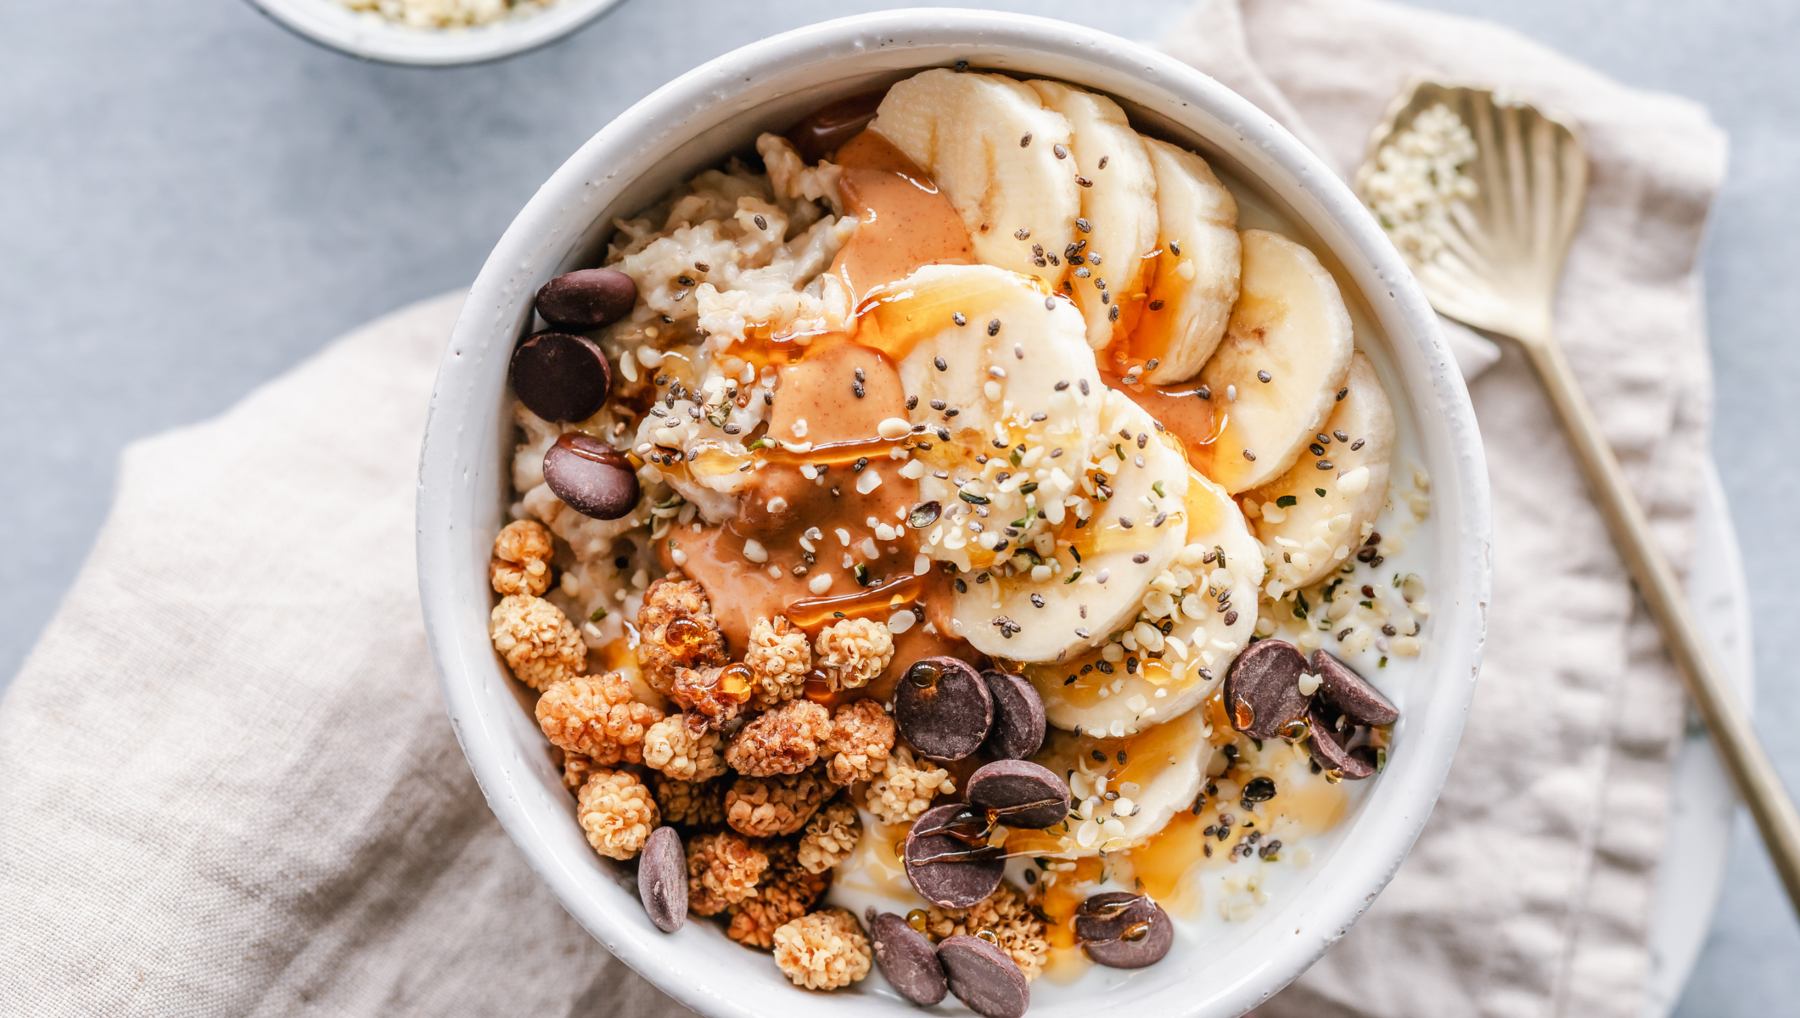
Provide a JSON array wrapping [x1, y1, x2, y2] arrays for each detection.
[[860, 745, 955, 825], [823, 699, 895, 786], [637, 578, 728, 696], [796, 798, 861, 875], [643, 714, 727, 782], [744, 615, 811, 708], [652, 774, 725, 829], [489, 594, 586, 690], [560, 751, 600, 794], [725, 699, 831, 777], [536, 671, 663, 765], [772, 909, 872, 990], [726, 770, 833, 837], [923, 882, 1050, 979], [726, 843, 831, 949], [813, 617, 894, 691], [686, 830, 769, 916], [489, 518, 555, 597], [576, 769, 658, 860]]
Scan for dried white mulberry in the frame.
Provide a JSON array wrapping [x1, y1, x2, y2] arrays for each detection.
[[643, 714, 727, 782], [822, 699, 895, 786], [652, 774, 725, 829], [686, 830, 769, 916], [490, 594, 586, 691], [796, 798, 861, 875], [859, 745, 954, 826], [813, 618, 893, 691], [725, 699, 831, 777], [726, 842, 831, 949], [923, 882, 1049, 979], [576, 769, 658, 860], [490, 518, 555, 597], [637, 577, 728, 696], [536, 671, 663, 765], [727, 770, 833, 837], [745, 615, 811, 708], [772, 908, 871, 990]]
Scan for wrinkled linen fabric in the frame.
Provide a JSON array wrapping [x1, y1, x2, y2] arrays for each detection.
[[0, 1, 1722, 1015]]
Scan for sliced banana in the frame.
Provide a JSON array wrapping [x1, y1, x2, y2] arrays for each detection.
[[1116, 139, 1240, 384], [1248, 352, 1396, 596], [946, 390, 1188, 663], [869, 69, 1080, 283], [1026, 469, 1261, 736], [880, 264, 1102, 576], [1196, 229, 1355, 493], [1004, 706, 1212, 858], [1026, 80, 1160, 351]]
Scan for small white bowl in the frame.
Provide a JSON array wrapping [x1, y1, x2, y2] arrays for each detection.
[[418, 9, 1492, 1016], [246, 0, 624, 66]]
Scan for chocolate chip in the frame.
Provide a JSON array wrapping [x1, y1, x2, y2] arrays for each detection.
[[895, 657, 993, 761], [637, 826, 686, 933], [903, 804, 1004, 909], [1223, 639, 1310, 739], [1075, 892, 1173, 968], [1310, 650, 1400, 726], [509, 331, 613, 423], [1305, 702, 1376, 779], [979, 670, 1045, 760], [867, 911, 948, 1006], [937, 934, 1029, 1018], [534, 267, 637, 330], [966, 760, 1069, 829], [543, 433, 639, 520]]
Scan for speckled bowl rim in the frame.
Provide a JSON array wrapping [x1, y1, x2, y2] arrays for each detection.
[[418, 10, 1492, 1017], [244, 0, 625, 67]]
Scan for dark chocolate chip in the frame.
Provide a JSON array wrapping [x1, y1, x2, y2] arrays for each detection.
[[1224, 639, 1311, 739], [637, 826, 686, 933], [979, 669, 1046, 760], [903, 803, 1004, 909], [510, 331, 613, 423], [1074, 891, 1173, 968], [543, 433, 640, 520], [1305, 702, 1376, 779], [534, 267, 637, 330], [895, 657, 993, 761], [867, 911, 948, 1006], [1310, 649, 1400, 726], [937, 934, 1030, 1018], [966, 759, 1069, 829]]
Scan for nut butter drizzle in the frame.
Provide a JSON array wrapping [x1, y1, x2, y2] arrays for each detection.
[[659, 123, 976, 674]]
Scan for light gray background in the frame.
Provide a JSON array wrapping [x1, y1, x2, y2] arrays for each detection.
[[2, 0, 1794, 1011]]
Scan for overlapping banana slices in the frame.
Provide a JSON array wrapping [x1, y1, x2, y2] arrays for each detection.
[[867, 70, 1396, 857]]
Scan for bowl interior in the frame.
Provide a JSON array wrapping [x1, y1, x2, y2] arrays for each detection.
[[420, 12, 1489, 1018], [246, 0, 623, 66]]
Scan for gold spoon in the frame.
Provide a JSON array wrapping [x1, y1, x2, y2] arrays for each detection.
[[1356, 82, 1800, 912]]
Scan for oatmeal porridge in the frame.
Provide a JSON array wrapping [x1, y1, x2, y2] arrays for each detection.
[[483, 67, 1428, 1014]]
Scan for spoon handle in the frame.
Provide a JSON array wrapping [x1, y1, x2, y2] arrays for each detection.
[[1523, 337, 1800, 912]]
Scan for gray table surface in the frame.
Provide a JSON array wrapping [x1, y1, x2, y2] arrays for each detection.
[[3, 0, 1795, 1011]]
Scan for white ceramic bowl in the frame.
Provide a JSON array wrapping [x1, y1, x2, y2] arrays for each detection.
[[246, 0, 623, 66], [418, 9, 1492, 1016]]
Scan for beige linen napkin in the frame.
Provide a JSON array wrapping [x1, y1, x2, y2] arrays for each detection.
[[0, 1, 1723, 1015]]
